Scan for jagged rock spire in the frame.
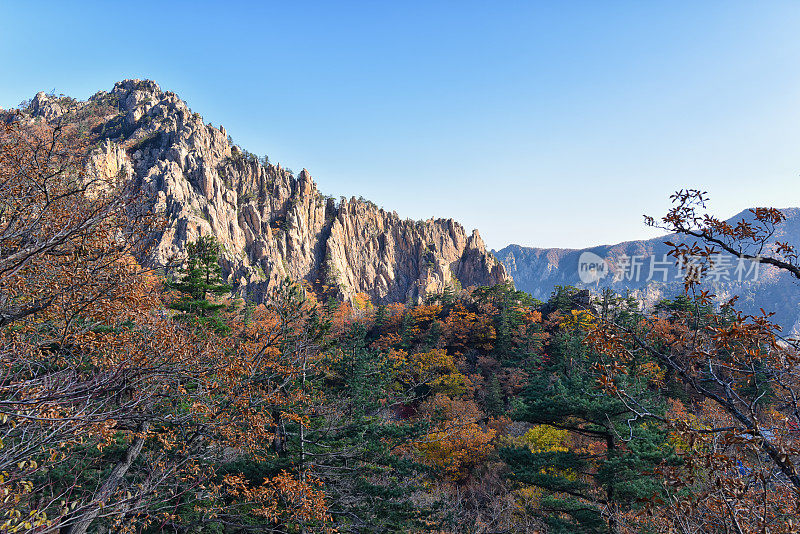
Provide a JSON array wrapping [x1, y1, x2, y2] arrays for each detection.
[[22, 79, 511, 303]]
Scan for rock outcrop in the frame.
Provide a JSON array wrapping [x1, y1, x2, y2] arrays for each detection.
[[22, 80, 509, 303]]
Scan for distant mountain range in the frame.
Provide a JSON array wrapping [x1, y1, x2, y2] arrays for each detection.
[[494, 208, 800, 334]]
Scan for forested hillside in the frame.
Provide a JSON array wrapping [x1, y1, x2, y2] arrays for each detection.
[[3, 96, 800, 534]]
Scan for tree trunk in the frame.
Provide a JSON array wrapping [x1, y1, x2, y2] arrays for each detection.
[[605, 430, 617, 534], [62, 421, 150, 534]]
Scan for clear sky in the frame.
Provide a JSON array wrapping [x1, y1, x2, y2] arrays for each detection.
[[2, 1, 799, 249]]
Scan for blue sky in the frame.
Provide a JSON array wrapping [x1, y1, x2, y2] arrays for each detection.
[[2, 1, 799, 249]]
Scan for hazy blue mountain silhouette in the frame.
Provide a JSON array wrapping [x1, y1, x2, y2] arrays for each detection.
[[494, 208, 800, 333]]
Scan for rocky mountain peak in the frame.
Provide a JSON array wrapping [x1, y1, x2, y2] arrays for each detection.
[[18, 79, 510, 304], [29, 91, 66, 120]]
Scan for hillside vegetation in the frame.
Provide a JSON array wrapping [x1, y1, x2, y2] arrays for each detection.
[[2, 102, 800, 534]]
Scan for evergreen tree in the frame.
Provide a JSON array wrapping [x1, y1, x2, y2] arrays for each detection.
[[501, 292, 677, 533], [309, 322, 437, 532], [474, 281, 538, 363], [484, 374, 504, 415], [167, 235, 232, 333], [423, 317, 443, 350], [398, 310, 416, 351], [373, 303, 388, 332]]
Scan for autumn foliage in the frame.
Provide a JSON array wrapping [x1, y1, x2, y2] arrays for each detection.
[[4, 111, 800, 534]]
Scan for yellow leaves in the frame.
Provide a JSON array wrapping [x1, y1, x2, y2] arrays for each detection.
[[561, 309, 595, 330], [352, 292, 373, 312], [512, 484, 544, 511], [400, 349, 472, 396], [517, 425, 569, 454], [408, 349, 454, 378], [0, 471, 50, 530], [429, 372, 472, 398], [0, 509, 50, 532], [638, 361, 665, 387]]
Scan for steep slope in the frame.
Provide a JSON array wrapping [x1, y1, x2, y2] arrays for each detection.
[[18, 80, 508, 303], [495, 209, 800, 332]]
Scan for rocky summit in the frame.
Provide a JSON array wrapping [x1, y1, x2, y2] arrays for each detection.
[[21, 80, 509, 304]]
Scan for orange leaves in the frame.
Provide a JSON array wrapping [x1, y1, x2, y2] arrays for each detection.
[[0, 119, 159, 312], [189, 281, 334, 524], [415, 395, 496, 483], [653, 393, 800, 533], [378, 303, 408, 329], [384, 347, 408, 369], [329, 293, 375, 334], [371, 332, 401, 350], [0, 119, 338, 531], [410, 304, 443, 325], [638, 361, 665, 388], [444, 302, 496, 351], [520, 308, 542, 326], [653, 190, 800, 290], [329, 300, 358, 335], [591, 186, 800, 532], [221, 472, 332, 528]]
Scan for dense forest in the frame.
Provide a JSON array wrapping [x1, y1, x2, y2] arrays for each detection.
[[3, 111, 800, 534]]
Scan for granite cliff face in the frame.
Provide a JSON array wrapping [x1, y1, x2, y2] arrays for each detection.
[[21, 80, 508, 303]]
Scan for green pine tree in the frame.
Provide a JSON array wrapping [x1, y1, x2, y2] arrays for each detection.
[[484, 374, 504, 415], [501, 292, 678, 533], [309, 322, 439, 532], [167, 235, 232, 333]]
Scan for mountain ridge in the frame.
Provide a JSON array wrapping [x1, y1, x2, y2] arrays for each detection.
[[494, 207, 800, 332], [498, 206, 800, 252], [14, 79, 509, 303]]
